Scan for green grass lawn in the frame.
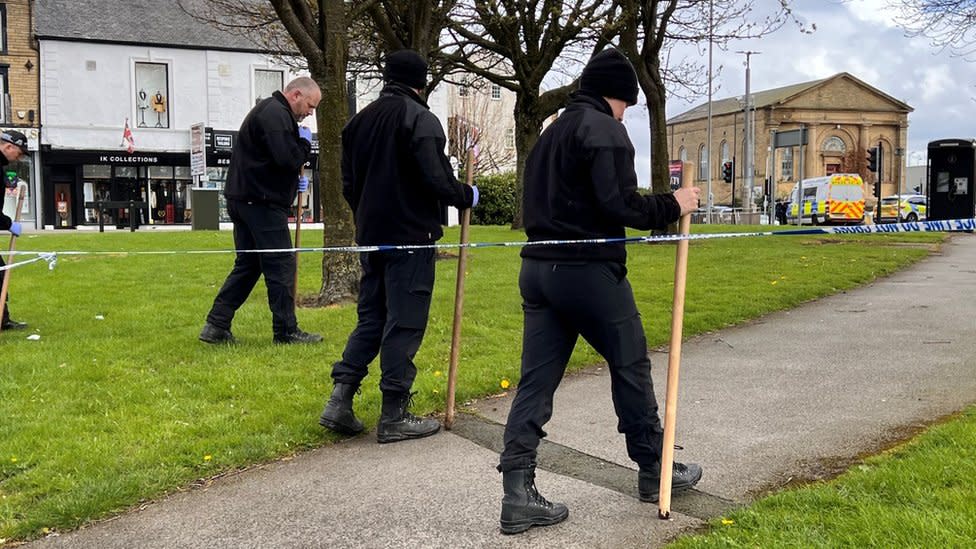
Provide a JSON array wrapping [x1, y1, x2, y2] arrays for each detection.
[[0, 225, 947, 542], [668, 406, 976, 548]]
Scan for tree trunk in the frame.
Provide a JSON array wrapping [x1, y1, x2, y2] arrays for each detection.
[[511, 94, 544, 230], [639, 66, 671, 196], [312, 0, 359, 306]]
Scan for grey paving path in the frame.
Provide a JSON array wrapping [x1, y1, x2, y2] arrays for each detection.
[[28, 234, 976, 549]]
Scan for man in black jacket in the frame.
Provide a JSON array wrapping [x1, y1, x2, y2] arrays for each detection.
[[199, 77, 322, 345], [319, 50, 477, 443], [496, 48, 703, 535], [0, 130, 29, 331]]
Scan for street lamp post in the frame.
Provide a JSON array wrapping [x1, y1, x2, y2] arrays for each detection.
[[736, 50, 760, 219]]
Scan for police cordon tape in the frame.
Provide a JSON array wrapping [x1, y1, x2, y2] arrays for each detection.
[[3, 218, 975, 273]]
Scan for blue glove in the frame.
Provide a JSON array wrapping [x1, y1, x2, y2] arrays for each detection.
[[298, 126, 312, 144], [297, 175, 309, 193], [471, 186, 479, 208], [9, 222, 21, 237]]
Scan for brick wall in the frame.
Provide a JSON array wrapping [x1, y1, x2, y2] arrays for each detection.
[[1, 0, 40, 127]]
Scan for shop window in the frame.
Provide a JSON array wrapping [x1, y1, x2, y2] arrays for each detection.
[[254, 69, 284, 106], [135, 62, 170, 128], [3, 156, 33, 223]]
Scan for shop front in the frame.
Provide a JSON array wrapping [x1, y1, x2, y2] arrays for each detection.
[[42, 150, 191, 229], [1, 127, 41, 229]]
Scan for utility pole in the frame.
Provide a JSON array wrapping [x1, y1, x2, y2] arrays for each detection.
[[736, 50, 760, 219], [705, 0, 714, 223]]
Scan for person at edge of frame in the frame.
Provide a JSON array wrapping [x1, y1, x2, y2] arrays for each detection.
[[319, 49, 478, 444], [0, 130, 29, 331], [198, 77, 323, 345], [495, 48, 704, 535]]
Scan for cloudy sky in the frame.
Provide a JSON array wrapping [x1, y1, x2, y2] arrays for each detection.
[[623, 0, 974, 185]]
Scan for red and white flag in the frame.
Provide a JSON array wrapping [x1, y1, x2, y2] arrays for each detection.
[[121, 118, 135, 153]]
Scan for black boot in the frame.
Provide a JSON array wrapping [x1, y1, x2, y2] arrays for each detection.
[[638, 461, 703, 502], [376, 392, 440, 444], [499, 468, 569, 535], [319, 383, 364, 435], [199, 322, 235, 344]]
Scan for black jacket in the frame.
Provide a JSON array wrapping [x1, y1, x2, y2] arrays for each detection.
[[521, 92, 680, 263], [0, 154, 12, 230], [224, 91, 310, 208], [342, 83, 474, 245]]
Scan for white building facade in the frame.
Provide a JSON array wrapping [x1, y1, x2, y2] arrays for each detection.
[[35, 0, 312, 229]]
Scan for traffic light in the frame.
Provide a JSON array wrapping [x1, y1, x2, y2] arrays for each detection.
[[721, 160, 733, 183], [867, 147, 879, 172]]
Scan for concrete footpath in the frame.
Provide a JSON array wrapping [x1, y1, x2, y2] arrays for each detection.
[[30, 234, 976, 549]]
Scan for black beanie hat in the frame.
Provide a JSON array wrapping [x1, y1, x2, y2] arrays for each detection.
[[383, 49, 428, 90], [579, 48, 639, 106]]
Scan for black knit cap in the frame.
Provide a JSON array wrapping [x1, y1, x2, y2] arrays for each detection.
[[579, 48, 639, 106], [383, 49, 428, 90]]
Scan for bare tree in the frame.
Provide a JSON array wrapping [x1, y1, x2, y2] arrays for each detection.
[[614, 0, 807, 199], [890, 0, 976, 59], [446, 0, 618, 228]]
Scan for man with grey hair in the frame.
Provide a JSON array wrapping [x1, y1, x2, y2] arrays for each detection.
[[200, 76, 323, 345]]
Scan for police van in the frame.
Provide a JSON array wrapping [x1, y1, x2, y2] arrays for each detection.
[[787, 173, 865, 225]]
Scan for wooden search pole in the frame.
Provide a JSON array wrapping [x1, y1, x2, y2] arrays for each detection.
[[293, 167, 305, 307], [658, 172, 693, 519], [0, 186, 27, 335], [444, 149, 475, 430]]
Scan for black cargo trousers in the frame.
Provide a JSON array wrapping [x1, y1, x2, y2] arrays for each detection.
[[498, 258, 664, 472], [331, 248, 436, 394], [205, 199, 298, 337]]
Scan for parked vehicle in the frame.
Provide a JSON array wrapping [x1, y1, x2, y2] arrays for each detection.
[[787, 174, 865, 225], [879, 194, 927, 223]]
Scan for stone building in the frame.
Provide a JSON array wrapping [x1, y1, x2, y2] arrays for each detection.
[[666, 72, 913, 208]]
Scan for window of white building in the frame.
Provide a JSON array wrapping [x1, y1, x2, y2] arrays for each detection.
[[135, 62, 170, 129], [254, 69, 284, 106], [491, 84, 501, 100]]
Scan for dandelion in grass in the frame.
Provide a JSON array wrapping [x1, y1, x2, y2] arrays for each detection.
[[9, 456, 16, 463], [203, 455, 212, 462], [433, 370, 443, 377], [771, 280, 778, 285], [500, 379, 511, 389], [721, 518, 734, 526]]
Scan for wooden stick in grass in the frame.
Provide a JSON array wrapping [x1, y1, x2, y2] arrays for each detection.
[[444, 148, 475, 430], [293, 166, 305, 308], [0, 185, 27, 335], [658, 175, 693, 519]]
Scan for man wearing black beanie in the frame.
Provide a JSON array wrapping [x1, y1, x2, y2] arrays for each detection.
[[495, 47, 703, 535], [319, 49, 478, 444]]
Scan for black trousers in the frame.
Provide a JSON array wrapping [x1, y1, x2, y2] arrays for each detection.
[[205, 199, 297, 336], [498, 258, 664, 472], [331, 249, 435, 394]]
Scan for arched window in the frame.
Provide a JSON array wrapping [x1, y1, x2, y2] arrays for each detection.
[[822, 136, 846, 153], [678, 146, 687, 162], [720, 140, 730, 162], [698, 144, 708, 181]]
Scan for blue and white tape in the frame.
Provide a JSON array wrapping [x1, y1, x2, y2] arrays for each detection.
[[4, 218, 974, 273]]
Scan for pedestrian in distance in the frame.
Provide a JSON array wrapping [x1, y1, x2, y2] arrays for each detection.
[[199, 77, 323, 345], [319, 49, 478, 444], [775, 199, 788, 225], [0, 130, 29, 331], [496, 48, 703, 535]]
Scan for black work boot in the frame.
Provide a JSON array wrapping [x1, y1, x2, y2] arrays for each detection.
[[319, 383, 364, 435], [199, 322, 235, 344], [499, 468, 569, 535], [273, 328, 323, 344], [638, 462, 703, 502], [376, 392, 440, 444], [1, 318, 27, 330]]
